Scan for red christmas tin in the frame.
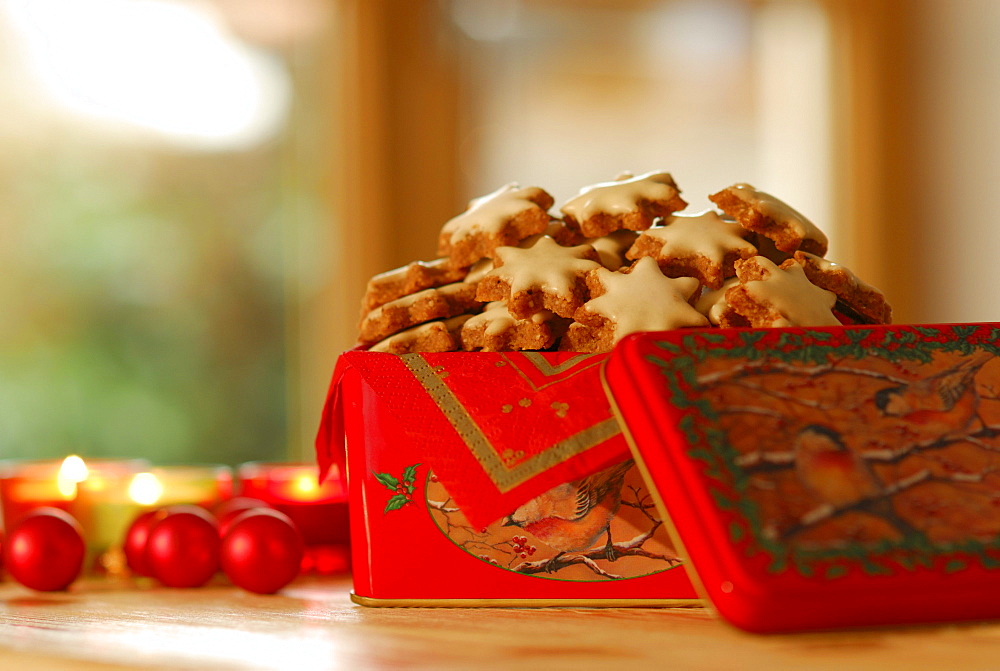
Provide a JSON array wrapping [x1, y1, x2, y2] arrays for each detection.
[[603, 323, 1000, 632], [319, 350, 698, 606]]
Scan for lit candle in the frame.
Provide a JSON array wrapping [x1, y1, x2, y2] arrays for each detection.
[[0, 457, 90, 532], [144, 464, 233, 508], [236, 462, 349, 573], [70, 458, 151, 568]]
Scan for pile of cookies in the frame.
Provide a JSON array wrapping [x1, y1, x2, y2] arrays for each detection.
[[357, 172, 891, 354]]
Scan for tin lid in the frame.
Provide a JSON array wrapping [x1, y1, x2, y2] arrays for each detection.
[[602, 323, 1000, 632]]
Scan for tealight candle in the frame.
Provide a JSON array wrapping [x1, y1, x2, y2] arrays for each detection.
[[0, 457, 90, 532], [236, 462, 349, 573], [70, 458, 152, 567], [141, 464, 234, 508]]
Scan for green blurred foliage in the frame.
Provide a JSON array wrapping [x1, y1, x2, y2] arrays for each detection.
[[0, 138, 290, 465]]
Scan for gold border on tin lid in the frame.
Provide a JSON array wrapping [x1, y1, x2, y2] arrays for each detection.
[[400, 353, 621, 492]]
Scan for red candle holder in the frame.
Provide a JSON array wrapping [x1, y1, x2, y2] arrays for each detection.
[[138, 464, 234, 509], [236, 462, 349, 574], [0, 457, 91, 532]]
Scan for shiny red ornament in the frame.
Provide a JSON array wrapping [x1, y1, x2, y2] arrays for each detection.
[[220, 509, 303, 594], [123, 509, 166, 577], [5, 508, 85, 591], [214, 497, 273, 538], [145, 505, 220, 588]]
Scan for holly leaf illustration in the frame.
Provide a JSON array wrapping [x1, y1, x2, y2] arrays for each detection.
[[402, 463, 421, 484], [384, 494, 409, 513], [374, 472, 399, 491]]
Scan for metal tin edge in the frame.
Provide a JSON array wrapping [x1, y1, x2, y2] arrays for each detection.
[[599, 355, 711, 611], [350, 593, 702, 608]]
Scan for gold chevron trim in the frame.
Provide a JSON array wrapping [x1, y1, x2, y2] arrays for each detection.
[[401, 354, 621, 491]]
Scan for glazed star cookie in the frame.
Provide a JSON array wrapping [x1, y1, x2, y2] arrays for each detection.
[[725, 256, 839, 328], [463, 258, 494, 284], [358, 281, 482, 344], [709, 183, 828, 256], [519, 219, 587, 249], [368, 315, 473, 353], [460, 301, 560, 352], [793, 251, 892, 324], [559, 171, 688, 238], [588, 230, 638, 271], [562, 257, 708, 352], [438, 183, 554, 268], [626, 209, 757, 289], [361, 258, 469, 317], [694, 278, 750, 328], [476, 235, 601, 319]]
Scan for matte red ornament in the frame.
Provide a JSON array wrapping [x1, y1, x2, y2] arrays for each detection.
[[145, 505, 220, 588], [5, 508, 85, 591], [220, 509, 303, 594], [213, 497, 273, 538], [123, 509, 166, 577]]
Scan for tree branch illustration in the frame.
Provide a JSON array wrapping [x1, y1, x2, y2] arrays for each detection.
[[511, 526, 683, 579], [427, 498, 509, 557], [737, 423, 1000, 473], [511, 484, 681, 579], [777, 466, 998, 540], [695, 359, 909, 388]]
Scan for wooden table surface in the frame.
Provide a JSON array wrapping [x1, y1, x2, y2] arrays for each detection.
[[2, 575, 1000, 670]]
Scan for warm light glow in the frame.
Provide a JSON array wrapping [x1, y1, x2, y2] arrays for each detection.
[[128, 472, 164, 506], [6, 0, 290, 150], [57, 455, 89, 498], [294, 474, 319, 496]]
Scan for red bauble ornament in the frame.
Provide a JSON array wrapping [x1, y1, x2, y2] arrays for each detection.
[[220, 509, 303, 594], [214, 497, 273, 538], [123, 509, 166, 577], [145, 505, 220, 588], [5, 508, 85, 591]]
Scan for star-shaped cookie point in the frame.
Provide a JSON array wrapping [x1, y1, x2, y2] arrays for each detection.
[[578, 256, 709, 342], [726, 256, 839, 328], [438, 183, 554, 267], [627, 209, 757, 289], [709, 183, 828, 256], [559, 171, 687, 237], [476, 235, 601, 319]]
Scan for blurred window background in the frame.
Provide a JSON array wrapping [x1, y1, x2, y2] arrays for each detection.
[[0, 0, 336, 463], [2, 0, 999, 465]]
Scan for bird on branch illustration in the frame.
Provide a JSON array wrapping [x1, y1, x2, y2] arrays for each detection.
[[874, 350, 994, 438], [504, 459, 634, 569], [793, 425, 921, 539]]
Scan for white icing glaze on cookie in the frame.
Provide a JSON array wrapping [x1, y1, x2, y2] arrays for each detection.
[[640, 210, 755, 264], [464, 258, 494, 284], [588, 230, 638, 271], [741, 257, 839, 327], [441, 183, 551, 243], [489, 236, 600, 298], [729, 184, 828, 251], [695, 277, 740, 325], [368, 315, 471, 352], [796, 251, 880, 294], [465, 301, 553, 337], [560, 171, 681, 221], [582, 257, 707, 342]]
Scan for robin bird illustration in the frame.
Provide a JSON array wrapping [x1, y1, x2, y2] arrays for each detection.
[[504, 459, 633, 568], [874, 351, 994, 438], [793, 424, 920, 539]]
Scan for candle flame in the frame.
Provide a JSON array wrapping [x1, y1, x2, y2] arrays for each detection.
[[128, 472, 164, 506], [57, 455, 89, 498], [294, 473, 319, 495]]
